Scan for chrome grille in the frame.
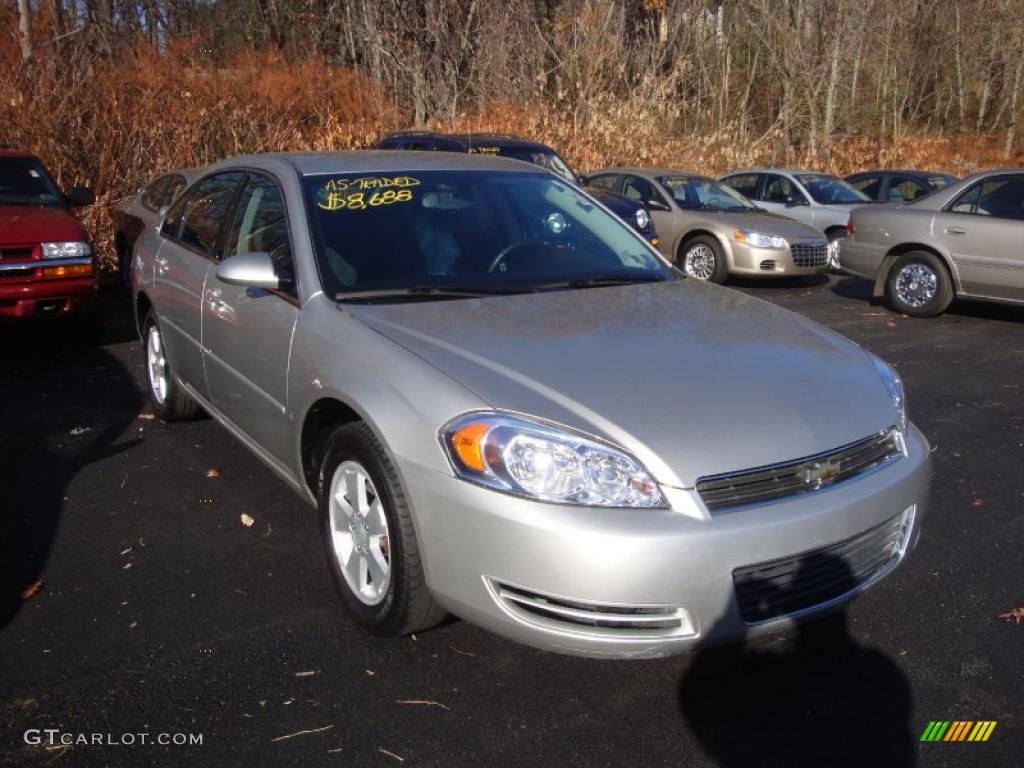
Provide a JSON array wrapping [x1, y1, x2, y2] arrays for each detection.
[[697, 429, 901, 510], [490, 580, 694, 637], [733, 509, 912, 623], [791, 242, 828, 267]]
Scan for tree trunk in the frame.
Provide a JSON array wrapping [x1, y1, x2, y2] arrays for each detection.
[[1006, 42, 1024, 158], [17, 0, 32, 63]]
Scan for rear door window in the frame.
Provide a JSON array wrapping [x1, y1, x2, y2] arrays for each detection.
[[849, 175, 882, 200], [586, 174, 620, 192], [890, 176, 928, 202], [762, 174, 797, 203], [722, 173, 761, 199], [178, 172, 247, 256]]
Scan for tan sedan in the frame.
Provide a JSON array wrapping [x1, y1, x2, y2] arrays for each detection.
[[585, 168, 830, 283]]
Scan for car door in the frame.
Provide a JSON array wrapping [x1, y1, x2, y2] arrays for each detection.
[[759, 174, 812, 226], [935, 175, 1024, 300], [202, 171, 299, 464], [621, 175, 676, 254], [888, 175, 929, 203], [152, 172, 246, 398]]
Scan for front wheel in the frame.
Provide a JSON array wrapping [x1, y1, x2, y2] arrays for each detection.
[[680, 236, 728, 283], [318, 422, 446, 637], [884, 251, 953, 317]]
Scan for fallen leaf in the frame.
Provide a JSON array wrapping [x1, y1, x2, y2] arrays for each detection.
[[120, 547, 133, 556], [69, 426, 92, 436], [240, 514, 255, 527], [366, 669, 376, 676], [295, 671, 316, 677], [20, 580, 45, 600], [137, 413, 155, 420], [122, 562, 133, 570], [997, 607, 1024, 624], [378, 747, 404, 762], [128, 621, 138, 629], [206, 468, 220, 478], [971, 499, 984, 508]]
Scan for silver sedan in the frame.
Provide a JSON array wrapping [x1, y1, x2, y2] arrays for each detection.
[[841, 169, 1024, 316], [132, 151, 930, 658]]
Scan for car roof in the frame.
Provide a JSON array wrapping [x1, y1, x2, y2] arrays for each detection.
[[0, 148, 38, 159], [382, 131, 550, 150], [723, 168, 834, 176], [209, 150, 547, 176], [591, 167, 715, 182], [846, 169, 955, 177]]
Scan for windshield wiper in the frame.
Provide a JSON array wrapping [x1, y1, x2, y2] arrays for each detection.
[[335, 285, 514, 302], [533, 272, 667, 291]]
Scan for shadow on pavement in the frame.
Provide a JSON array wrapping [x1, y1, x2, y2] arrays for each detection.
[[679, 554, 915, 768], [0, 296, 143, 631]]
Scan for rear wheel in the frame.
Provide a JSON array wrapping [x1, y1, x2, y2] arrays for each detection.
[[680, 236, 728, 283], [318, 422, 445, 636], [884, 251, 954, 317], [143, 310, 202, 420]]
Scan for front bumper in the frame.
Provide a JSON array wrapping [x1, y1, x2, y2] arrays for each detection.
[[401, 424, 930, 658], [0, 258, 97, 320], [728, 241, 829, 277]]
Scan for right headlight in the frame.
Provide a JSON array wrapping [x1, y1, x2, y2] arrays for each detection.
[[441, 412, 665, 508], [871, 355, 907, 431], [733, 230, 787, 249], [41, 241, 92, 259], [634, 208, 651, 231]]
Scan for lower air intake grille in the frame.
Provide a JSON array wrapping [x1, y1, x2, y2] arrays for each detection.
[[791, 242, 829, 267], [697, 429, 901, 510], [490, 581, 694, 637], [733, 509, 912, 623]]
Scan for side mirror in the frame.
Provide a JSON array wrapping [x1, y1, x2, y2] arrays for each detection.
[[65, 186, 95, 207], [785, 195, 807, 207], [645, 198, 671, 212], [216, 252, 283, 291]]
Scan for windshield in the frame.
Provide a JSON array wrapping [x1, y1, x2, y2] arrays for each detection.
[[658, 176, 755, 210], [303, 170, 671, 298], [794, 174, 869, 205], [0, 157, 63, 206]]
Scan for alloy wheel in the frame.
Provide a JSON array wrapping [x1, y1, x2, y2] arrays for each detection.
[[684, 244, 716, 280], [894, 262, 938, 308], [147, 324, 168, 404], [328, 460, 392, 606]]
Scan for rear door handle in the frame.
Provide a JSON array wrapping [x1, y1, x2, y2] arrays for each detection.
[[945, 227, 967, 235]]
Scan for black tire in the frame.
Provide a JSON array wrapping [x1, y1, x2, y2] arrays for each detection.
[[884, 251, 954, 317], [679, 235, 729, 284], [142, 309, 202, 420], [318, 422, 445, 637]]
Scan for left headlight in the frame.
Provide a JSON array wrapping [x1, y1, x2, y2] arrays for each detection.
[[41, 242, 92, 259], [442, 413, 665, 508], [871, 355, 907, 431], [733, 229, 787, 249], [634, 208, 651, 232]]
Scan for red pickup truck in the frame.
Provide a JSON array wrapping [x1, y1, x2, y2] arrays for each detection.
[[0, 149, 97, 320]]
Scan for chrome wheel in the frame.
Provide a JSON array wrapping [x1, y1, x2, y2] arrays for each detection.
[[146, 324, 168, 404], [894, 263, 938, 308], [684, 244, 716, 280], [328, 461, 391, 606]]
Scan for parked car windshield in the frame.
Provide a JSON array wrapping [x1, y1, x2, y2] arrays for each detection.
[[658, 176, 755, 210], [0, 156, 63, 207], [303, 170, 671, 298], [795, 174, 869, 205]]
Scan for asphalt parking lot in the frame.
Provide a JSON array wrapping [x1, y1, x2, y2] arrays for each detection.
[[1, 276, 1021, 768]]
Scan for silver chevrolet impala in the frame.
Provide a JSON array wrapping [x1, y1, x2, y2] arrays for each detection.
[[132, 152, 931, 658]]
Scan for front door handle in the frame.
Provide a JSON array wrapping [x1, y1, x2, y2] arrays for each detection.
[[945, 226, 967, 235]]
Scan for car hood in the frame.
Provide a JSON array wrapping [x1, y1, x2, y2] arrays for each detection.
[[709, 210, 825, 241], [0, 205, 86, 246], [348, 281, 898, 488]]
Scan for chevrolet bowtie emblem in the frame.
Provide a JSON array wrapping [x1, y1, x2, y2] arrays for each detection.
[[802, 458, 842, 487]]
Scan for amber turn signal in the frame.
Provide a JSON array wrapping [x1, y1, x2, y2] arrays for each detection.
[[42, 264, 93, 278], [450, 422, 490, 473]]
